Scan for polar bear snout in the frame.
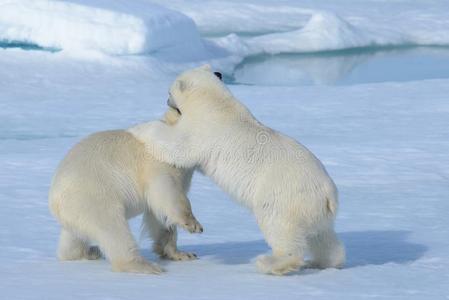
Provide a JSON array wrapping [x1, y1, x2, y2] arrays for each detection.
[[167, 97, 181, 115]]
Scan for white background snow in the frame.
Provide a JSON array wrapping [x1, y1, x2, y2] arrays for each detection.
[[1, 0, 449, 299]]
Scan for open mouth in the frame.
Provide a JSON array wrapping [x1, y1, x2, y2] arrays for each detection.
[[167, 98, 181, 115]]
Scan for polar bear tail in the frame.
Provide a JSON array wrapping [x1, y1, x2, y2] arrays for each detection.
[[326, 196, 338, 217]]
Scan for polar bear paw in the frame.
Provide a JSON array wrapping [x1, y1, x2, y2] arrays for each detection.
[[86, 246, 103, 260], [162, 250, 198, 261], [256, 254, 303, 275], [180, 216, 203, 234], [58, 244, 102, 261]]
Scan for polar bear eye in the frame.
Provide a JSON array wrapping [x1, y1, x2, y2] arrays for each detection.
[[178, 80, 188, 92]]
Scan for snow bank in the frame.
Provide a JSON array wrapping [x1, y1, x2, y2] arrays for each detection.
[[0, 0, 205, 57], [147, 1, 314, 36], [153, 0, 449, 58], [214, 11, 448, 57], [248, 13, 381, 54]]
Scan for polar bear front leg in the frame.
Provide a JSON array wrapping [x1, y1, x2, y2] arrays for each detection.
[[146, 175, 203, 234], [143, 209, 198, 261], [128, 121, 199, 169]]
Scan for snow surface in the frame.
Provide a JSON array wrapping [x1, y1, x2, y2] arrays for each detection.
[[1, 48, 449, 300], [1, 0, 449, 299]]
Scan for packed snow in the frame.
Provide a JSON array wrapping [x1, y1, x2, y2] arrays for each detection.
[[1, 0, 449, 299]]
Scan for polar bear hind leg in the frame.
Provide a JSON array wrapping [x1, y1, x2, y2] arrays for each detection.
[[306, 226, 345, 269], [143, 209, 197, 261], [58, 228, 102, 260], [87, 213, 163, 274], [255, 215, 307, 275]]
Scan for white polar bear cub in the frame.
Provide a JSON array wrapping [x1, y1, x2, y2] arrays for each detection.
[[49, 108, 202, 274], [129, 65, 345, 275]]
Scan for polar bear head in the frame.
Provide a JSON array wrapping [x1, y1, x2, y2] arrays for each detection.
[[167, 65, 232, 118]]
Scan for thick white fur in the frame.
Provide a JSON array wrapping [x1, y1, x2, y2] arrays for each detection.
[[128, 65, 345, 275], [49, 108, 202, 274]]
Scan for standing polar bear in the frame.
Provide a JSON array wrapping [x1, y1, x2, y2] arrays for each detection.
[[129, 65, 345, 275], [49, 108, 202, 274]]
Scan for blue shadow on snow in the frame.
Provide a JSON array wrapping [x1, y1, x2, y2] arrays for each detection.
[[179, 230, 427, 268]]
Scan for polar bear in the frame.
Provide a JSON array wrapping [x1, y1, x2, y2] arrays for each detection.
[[128, 65, 345, 275], [49, 108, 202, 274]]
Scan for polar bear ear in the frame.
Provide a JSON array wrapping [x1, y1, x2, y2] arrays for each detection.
[[214, 72, 223, 81], [199, 64, 212, 71]]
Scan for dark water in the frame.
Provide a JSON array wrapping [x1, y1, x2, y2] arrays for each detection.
[[0, 40, 59, 52], [232, 46, 449, 86], [2, 40, 449, 86]]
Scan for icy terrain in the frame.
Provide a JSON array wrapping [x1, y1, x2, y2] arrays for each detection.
[[2, 0, 449, 65], [1, 0, 449, 299]]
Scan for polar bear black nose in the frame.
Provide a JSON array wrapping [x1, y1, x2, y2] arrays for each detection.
[[214, 72, 222, 81], [167, 98, 181, 115]]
